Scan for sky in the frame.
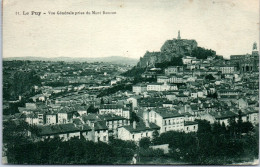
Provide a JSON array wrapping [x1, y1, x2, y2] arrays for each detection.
[[3, 0, 259, 59]]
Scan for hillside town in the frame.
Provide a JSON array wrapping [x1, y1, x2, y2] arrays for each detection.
[[3, 33, 259, 164]]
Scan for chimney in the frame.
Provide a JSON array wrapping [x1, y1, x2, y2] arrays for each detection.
[[133, 121, 136, 129]]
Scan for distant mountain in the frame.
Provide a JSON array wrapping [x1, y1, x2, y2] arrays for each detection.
[[3, 56, 138, 66]]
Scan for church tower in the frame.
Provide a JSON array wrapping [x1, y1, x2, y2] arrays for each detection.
[[252, 42, 259, 56], [178, 30, 181, 40], [253, 42, 257, 51]]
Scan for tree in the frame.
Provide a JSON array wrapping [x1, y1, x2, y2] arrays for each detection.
[[207, 92, 218, 99], [191, 47, 216, 59], [130, 112, 139, 123], [5, 70, 41, 100], [87, 105, 99, 114], [152, 130, 159, 142], [139, 137, 151, 149], [195, 119, 211, 134], [101, 98, 105, 104], [241, 121, 254, 133], [205, 74, 215, 81]]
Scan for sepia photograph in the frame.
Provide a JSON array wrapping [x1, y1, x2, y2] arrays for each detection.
[[2, 0, 259, 165]]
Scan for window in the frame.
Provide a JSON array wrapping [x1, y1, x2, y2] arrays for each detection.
[[146, 132, 148, 137], [132, 135, 135, 139], [165, 127, 167, 131], [103, 136, 106, 141], [194, 126, 196, 130], [187, 127, 189, 130], [165, 120, 167, 125]]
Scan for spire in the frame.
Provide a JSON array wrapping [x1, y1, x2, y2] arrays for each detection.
[[253, 42, 257, 51], [178, 30, 181, 40]]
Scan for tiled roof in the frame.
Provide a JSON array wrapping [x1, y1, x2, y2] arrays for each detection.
[[123, 121, 160, 133], [82, 113, 101, 122], [38, 123, 80, 136], [209, 111, 238, 119], [94, 121, 108, 130], [153, 108, 184, 119], [184, 121, 198, 126], [98, 114, 126, 121], [99, 104, 123, 109]]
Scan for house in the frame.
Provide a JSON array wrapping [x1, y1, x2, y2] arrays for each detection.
[[148, 108, 185, 134], [86, 121, 109, 143], [38, 113, 45, 125], [76, 114, 110, 142], [98, 114, 130, 137], [168, 75, 184, 83], [99, 104, 130, 119], [127, 96, 140, 109], [219, 65, 236, 74], [33, 123, 81, 141], [176, 94, 189, 102], [57, 111, 73, 124], [184, 121, 198, 133], [25, 113, 39, 125], [31, 94, 46, 102], [218, 89, 240, 97], [46, 113, 57, 125], [182, 56, 196, 64], [246, 111, 259, 125], [162, 101, 174, 108], [118, 120, 160, 141], [147, 83, 177, 92], [190, 90, 198, 98], [157, 76, 169, 83], [25, 103, 37, 109], [165, 92, 178, 101], [165, 66, 183, 75], [132, 84, 147, 94], [199, 111, 238, 126], [237, 98, 248, 109]]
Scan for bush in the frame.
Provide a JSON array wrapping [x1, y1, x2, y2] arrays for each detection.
[[139, 137, 151, 149]]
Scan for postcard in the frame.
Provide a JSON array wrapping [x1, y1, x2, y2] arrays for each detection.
[[2, 0, 259, 165]]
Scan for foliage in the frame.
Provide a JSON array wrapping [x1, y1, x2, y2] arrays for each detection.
[[139, 148, 165, 161], [205, 74, 215, 80], [87, 105, 99, 114], [155, 57, 183, 69], [152, 119, 258, 165], [152, 130, 159, 142], [195, 119, 212, 134], [139, 137, 151, 149], [5, 134, 137, 164], [97, 83, 132, 97], [130, 112, 140, 123], [207, 92, 218, 99], [3, 70, 41, 100], [122, 66, 146, 77], [3, 117, 258, 165], [191, 47, 216, 59]]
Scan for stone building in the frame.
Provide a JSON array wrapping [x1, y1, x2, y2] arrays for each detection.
[[230, 42, 259, 72]]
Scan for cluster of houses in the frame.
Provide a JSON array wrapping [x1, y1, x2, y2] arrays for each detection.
[[3, 43, 259, 144]]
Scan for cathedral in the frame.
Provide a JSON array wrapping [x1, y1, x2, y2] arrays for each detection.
[[230, 42, 259, 72]]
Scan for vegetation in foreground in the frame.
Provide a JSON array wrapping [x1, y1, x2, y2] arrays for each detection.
[[3, 115, 258, 165]]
